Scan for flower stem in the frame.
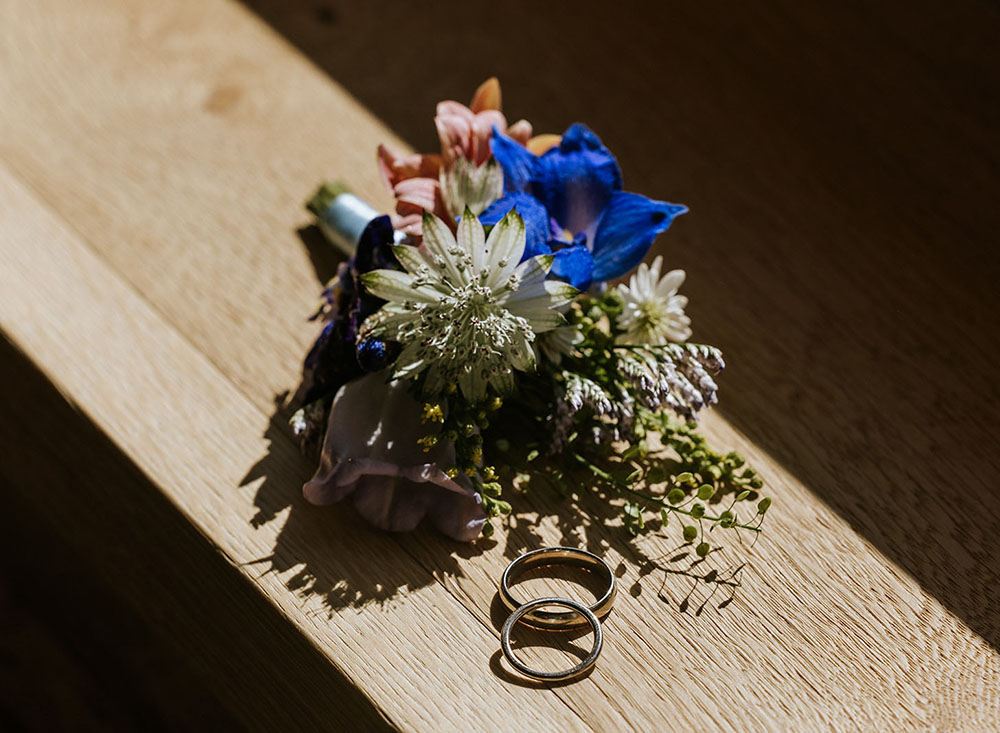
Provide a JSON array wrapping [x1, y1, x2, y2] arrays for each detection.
[[569, 452, 762, 533]]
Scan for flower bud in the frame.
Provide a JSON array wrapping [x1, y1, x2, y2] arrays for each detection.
[[646, 466, 667, 485], [482, 482, 502, 496]]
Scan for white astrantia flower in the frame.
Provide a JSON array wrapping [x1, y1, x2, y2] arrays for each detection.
[[616, 255, 692, 345], [360, 209, 578, 401]]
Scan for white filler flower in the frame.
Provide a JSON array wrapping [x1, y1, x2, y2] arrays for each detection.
[[616, 255, 692, 344], [361, 209, 577, 401]]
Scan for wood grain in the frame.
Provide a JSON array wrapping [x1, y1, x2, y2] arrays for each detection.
[[1, 0, 998, 730], [247, 0, 1000, 651]]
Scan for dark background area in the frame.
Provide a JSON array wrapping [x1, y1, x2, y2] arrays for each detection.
[[3, 1, 998, 729], [1, 495, 240, 732]]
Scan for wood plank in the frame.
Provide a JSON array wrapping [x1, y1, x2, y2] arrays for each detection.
[[0, 166, 589, 730], [1, 0, 998, 729], [246, 0, 1000, 651]]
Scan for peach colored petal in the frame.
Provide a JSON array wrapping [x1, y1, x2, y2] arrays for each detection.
[[470, 77, 502, 113], [527, 133, 562, 155], [417, 153, 443, 178], [470, 110, 507, 165], [507, 119, 533, 145]]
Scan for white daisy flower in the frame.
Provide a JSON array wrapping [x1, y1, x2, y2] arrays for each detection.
[[360, 209, 578, 401], [615, 255, 692, 344]]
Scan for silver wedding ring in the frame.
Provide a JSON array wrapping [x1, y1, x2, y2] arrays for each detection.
[[497, 547, 616, 682], [500, 598, 603, 682], [499, 546, 617, 630]]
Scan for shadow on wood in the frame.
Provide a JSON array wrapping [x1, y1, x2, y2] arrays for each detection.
[[0, 336, 392, 731], [241, 0, 1000, 649], [244, 317, 751, 619]]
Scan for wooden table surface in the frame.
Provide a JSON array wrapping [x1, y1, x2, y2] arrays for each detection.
[[2, 0, 998, 730]]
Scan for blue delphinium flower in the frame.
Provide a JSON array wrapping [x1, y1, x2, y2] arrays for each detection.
[[480, 124, 687, 290]]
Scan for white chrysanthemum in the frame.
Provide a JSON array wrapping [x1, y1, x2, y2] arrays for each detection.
[[360, 209, 578, 401], [615, 255, 692, 344]]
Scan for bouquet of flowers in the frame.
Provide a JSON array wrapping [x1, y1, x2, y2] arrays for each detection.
[[293, 79, 770, 550]]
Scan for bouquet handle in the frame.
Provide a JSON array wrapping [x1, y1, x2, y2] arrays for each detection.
[[306, 182, 380, 258]]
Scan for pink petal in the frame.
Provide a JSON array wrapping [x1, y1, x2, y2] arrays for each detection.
[[376, 144, 398, 191], [436, 100, 475, 121], [470, 110, 507, 165], [394, 177, 441, 214], [507, 119, 533, 146], [377, 144, 441, 188], [435, 114, 473, 165], [391, 212, 423, 237]]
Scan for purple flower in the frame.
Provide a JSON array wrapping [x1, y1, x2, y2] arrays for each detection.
[[297, 215, 400, 407], [481, 124, 687, 290], [303, 372, 487, 542]]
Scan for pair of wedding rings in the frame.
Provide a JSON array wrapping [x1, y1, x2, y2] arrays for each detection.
[[498, 547, 617, 682]]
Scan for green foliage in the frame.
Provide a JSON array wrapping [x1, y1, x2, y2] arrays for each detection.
[[405, 291, 772, 550]]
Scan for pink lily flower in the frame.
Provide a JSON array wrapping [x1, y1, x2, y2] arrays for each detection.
[[376, 78, 534, 237]]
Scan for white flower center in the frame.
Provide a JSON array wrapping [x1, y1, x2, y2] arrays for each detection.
[[635, 299, 671, 331], [398, 281, 534, 381]]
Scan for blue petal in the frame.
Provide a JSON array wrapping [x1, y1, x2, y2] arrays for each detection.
[[551, 243, 595, 290], [558, 123, 610, 154], [490, 127, 537, 193], [479, 192, 551, 260], [590, 192, 688, 282], [532, 123, 623, 238]]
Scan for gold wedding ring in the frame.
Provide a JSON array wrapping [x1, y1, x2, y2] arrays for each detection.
[[499, 547, 617, 630]]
